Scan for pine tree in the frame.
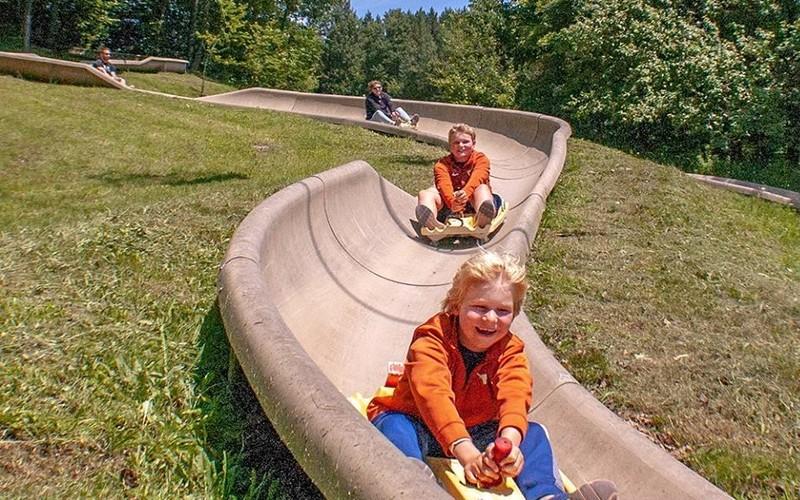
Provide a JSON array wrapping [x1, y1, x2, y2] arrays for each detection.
[[319, 1, 365, 95]]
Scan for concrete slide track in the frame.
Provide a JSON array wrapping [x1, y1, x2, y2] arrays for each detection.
[[107, 56, 189, 73], [207, 89, 731, 499], [0, 51, 126, 88]]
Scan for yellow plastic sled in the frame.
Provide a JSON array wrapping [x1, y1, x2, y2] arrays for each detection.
[[421, 196, 508, 243]]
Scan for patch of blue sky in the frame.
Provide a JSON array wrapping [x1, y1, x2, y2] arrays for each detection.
[[350, 0, 470, 18]]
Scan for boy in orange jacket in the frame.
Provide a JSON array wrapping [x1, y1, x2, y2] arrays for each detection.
[[368, 252, 566, 498], [416, 123, 497, 230]]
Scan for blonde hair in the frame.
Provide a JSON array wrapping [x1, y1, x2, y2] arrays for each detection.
[[448, 123, 476, 143], [368, 80, 382, 91], [442, 252, 528, 316]]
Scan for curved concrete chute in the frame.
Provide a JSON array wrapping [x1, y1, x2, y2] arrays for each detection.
[[108, 56, 188, 73], [213, 88, 730, 499], [0, 51, 126, 88]]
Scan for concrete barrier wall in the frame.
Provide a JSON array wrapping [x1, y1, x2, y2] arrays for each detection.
[[0, 51, 125, 88], [688, 174, 800, 209], [109, 56, 189, 73]]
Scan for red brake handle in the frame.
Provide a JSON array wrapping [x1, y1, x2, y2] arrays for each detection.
[[491, 437, 512, 462], [482, 437, 513, 488]]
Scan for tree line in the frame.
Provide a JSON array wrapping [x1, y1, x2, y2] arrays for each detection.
[[2, 0, 797, 189]]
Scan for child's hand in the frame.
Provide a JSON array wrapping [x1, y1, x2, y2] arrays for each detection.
[[486, 440, 524, 479], [454, 441, 500, 487], [463, 452, 502, 488], [452, 190, 468, 212]]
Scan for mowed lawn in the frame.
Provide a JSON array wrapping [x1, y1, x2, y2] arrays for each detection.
[[1, 73, 798, 499]]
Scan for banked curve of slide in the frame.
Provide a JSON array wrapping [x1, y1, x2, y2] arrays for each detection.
[[0, 50, 738, 499], [206, 88, 731, 500]]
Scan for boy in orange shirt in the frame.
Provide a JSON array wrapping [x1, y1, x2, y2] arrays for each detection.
[[367, 253, 617, 499], [416, 123, 497, 230]]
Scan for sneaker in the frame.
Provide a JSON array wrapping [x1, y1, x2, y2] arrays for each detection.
[[475, 199, 496, 228], [410, 114, 420, 127], [568, 480, 618, 500], [416, 205, 435, 229], [416, 205, 443, 230]]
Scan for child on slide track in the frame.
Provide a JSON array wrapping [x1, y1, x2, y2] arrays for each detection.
[[367, 252, 618, 500], [416, 123, 498, 231]]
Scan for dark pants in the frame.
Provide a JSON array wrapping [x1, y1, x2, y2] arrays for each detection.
[[437, 192, 503, 222]]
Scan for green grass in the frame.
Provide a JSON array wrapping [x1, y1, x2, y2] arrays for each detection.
[[527, 140, 800, 499], [1, 72, 798, 499], [123, 71, 235, 97], [0, 73, 439, 498]]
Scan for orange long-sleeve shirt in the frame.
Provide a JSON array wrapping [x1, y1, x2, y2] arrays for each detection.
[[434, 151, 491, 210], [367, 312, 532, 455]]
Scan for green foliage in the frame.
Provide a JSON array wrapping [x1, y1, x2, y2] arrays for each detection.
[[515, 0, 799, 190], [371, 9, 440, 99], [520, 0, 742, 152], [76, 0, 122, 50], [199, 0, 322, 90], [5, 0, 122, 51], [356, 9, 442, 100], [318, 3, 364, 95], [361, 13, 391, 89], [107, 0, 198, 59], [433, 0, 516, 107], [396, 10, 440, 100]]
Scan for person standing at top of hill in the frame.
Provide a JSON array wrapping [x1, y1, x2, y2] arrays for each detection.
[[365, 80, 419, 127], [92, 47, 126, 86]]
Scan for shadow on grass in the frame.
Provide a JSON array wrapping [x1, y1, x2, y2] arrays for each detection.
[[90, 172, 248, 186], [194, 301, 323, 499], [391, 153, 438, 166]]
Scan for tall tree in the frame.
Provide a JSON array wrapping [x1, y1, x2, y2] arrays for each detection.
[[199, 0, 322, 90], [318, 1, 364, 95], [514, 0, 797, 182], [433, 0, 516, 107], [397, 9, 440, 100], [379, 9, 412, 96], [361, 12, 389, 91]]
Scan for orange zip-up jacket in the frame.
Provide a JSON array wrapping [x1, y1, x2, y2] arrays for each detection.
[[434, 151, 491, 210], [367, 312, 532, 455]]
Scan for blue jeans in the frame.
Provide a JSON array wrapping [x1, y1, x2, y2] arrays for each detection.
[[369, 106, 412, 124], [373, 412, 567, 500]]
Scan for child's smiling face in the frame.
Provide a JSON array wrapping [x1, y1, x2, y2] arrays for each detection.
[[449, 132, 475, 163], [457, 277, 515, 352]]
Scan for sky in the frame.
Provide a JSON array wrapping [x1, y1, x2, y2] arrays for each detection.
[[349, 0, 471, 18]]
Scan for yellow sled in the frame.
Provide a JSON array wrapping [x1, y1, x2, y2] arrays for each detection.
[[421, 195, 508, 243]]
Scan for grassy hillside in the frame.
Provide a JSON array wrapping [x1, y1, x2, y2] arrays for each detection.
[[123, 71, 235, 97], [1, 73, 797, 499], [0, 74, 437, 498], [528, 141, 800, 499]]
